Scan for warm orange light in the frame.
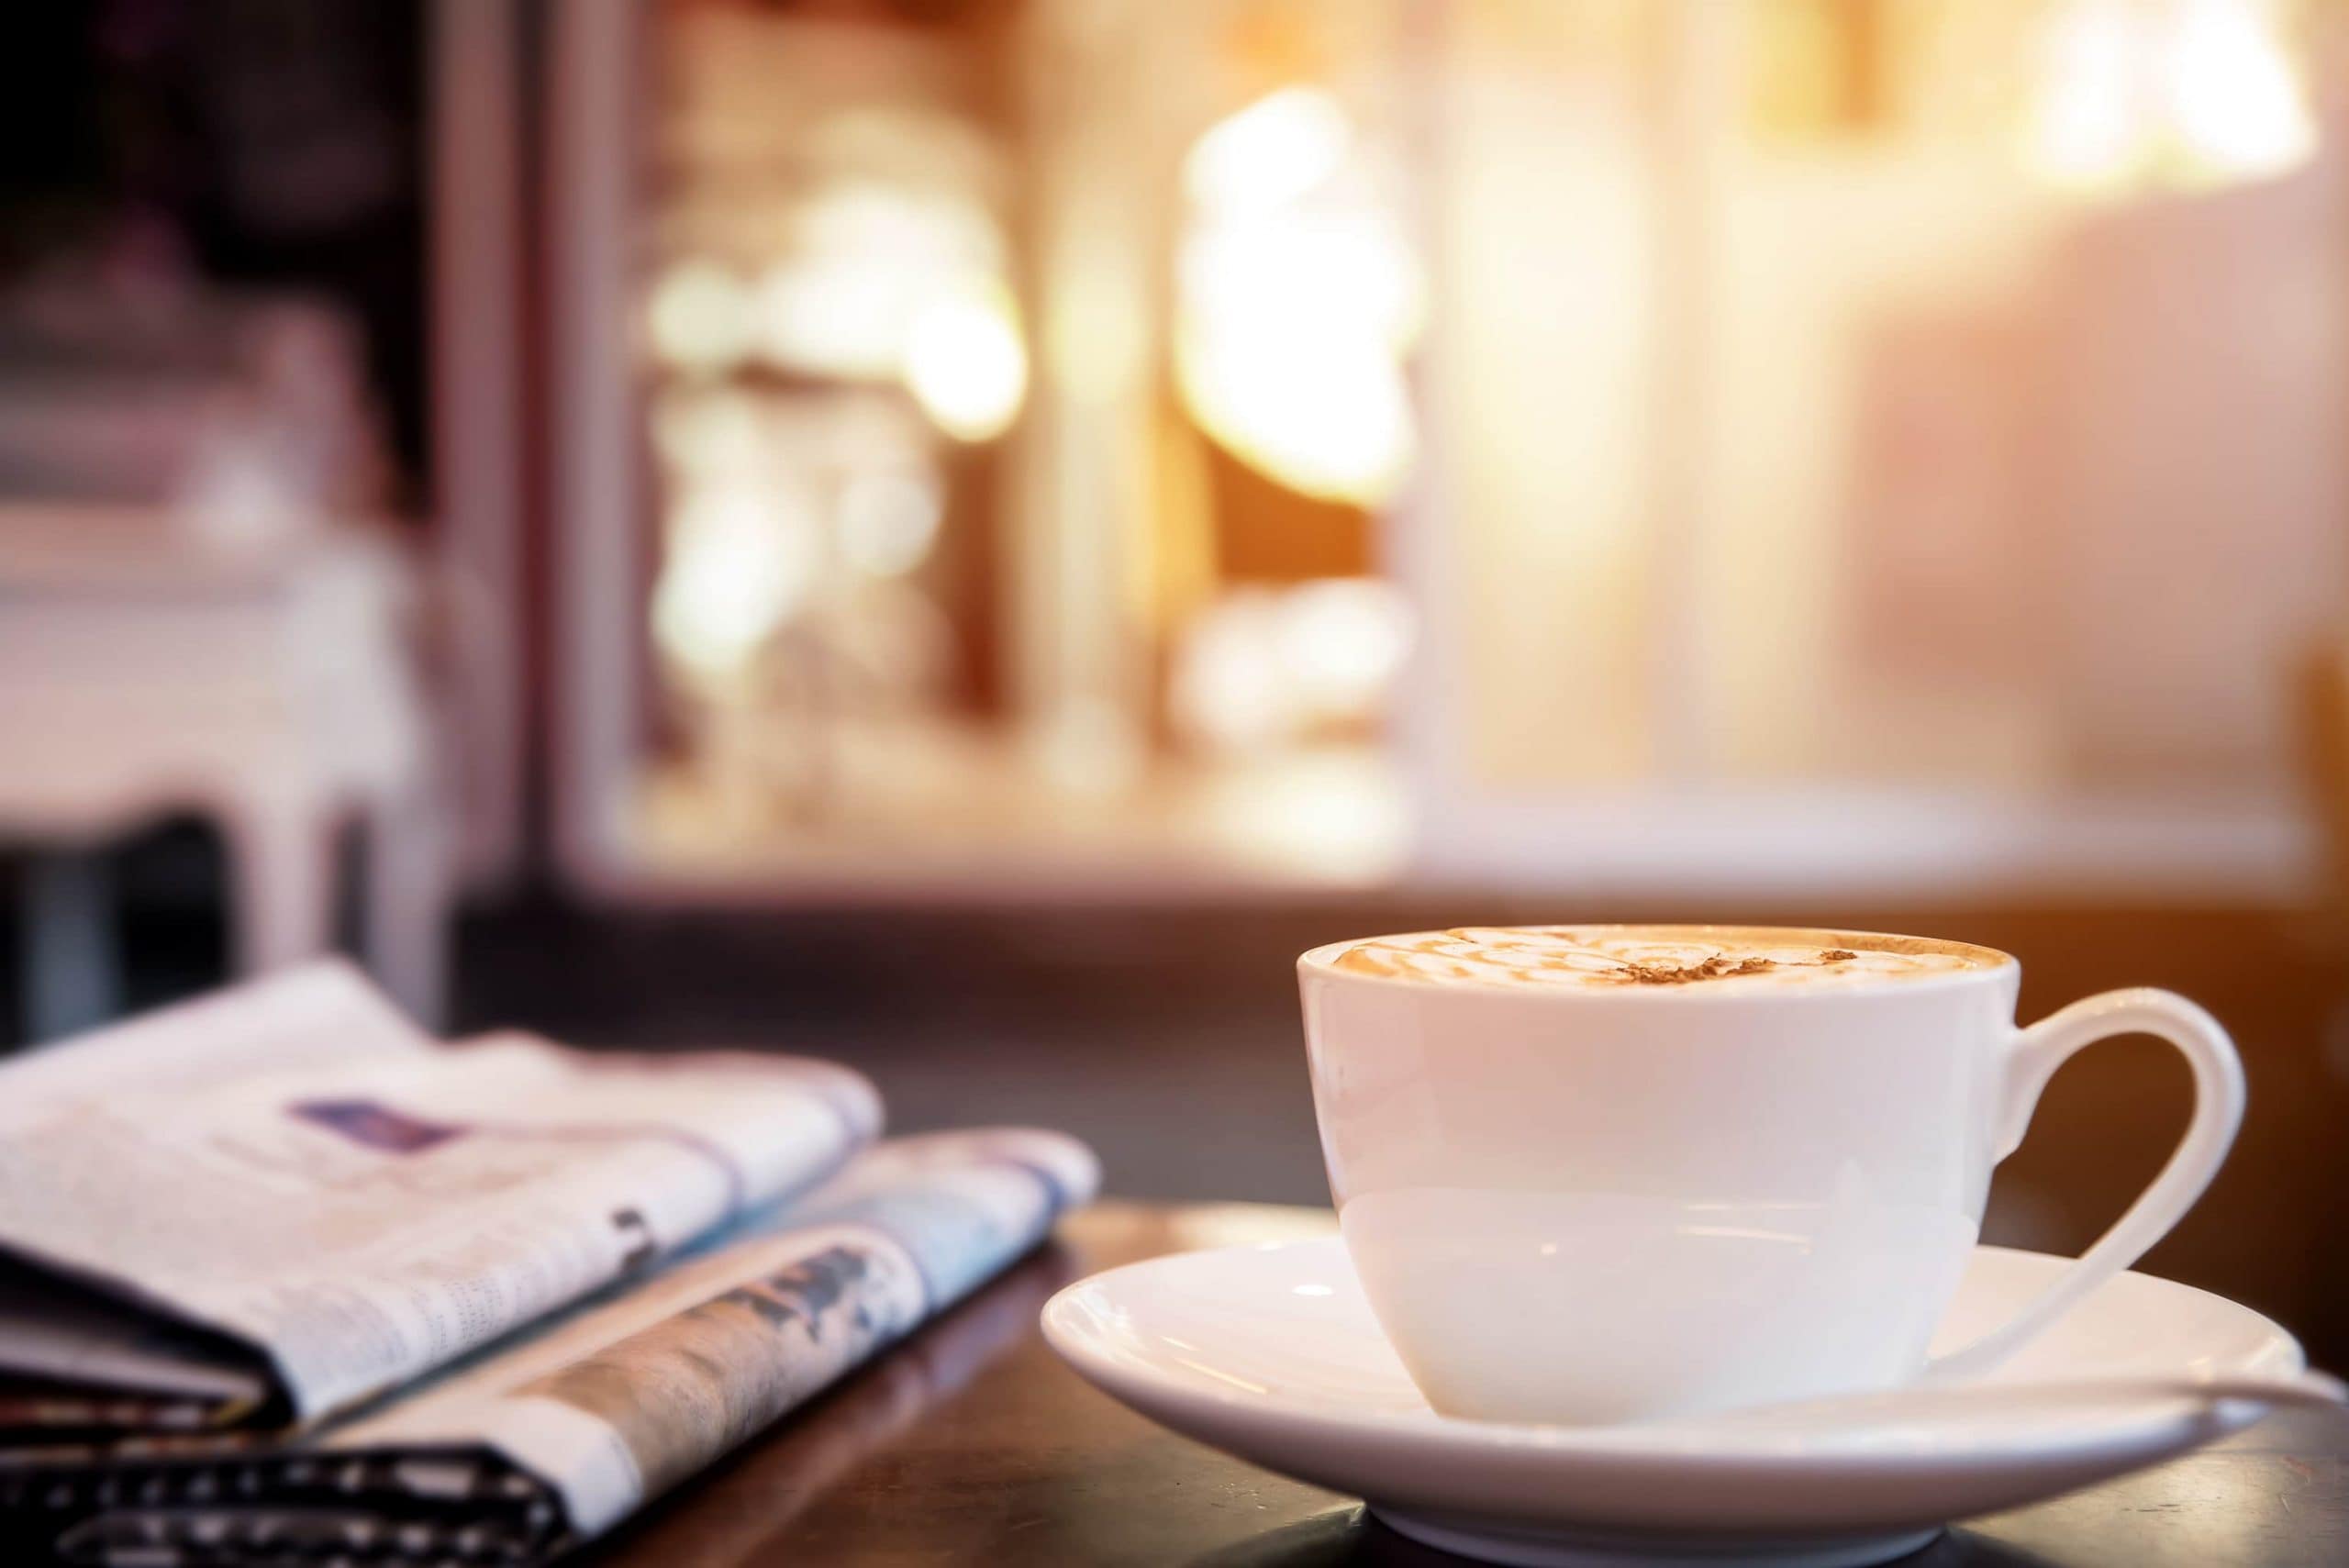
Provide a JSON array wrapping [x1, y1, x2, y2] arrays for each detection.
[[1174, 87, 1421, 506], [903, 284, 1028, 441], [2166, 0, 2316, 183], [2023, 0, 2315, 195]]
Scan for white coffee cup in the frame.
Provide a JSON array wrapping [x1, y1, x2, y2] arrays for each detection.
[[1297, 926, 2244, 1425]]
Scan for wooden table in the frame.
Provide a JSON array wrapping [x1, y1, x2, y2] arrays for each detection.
[[590, 1202, 2349, 1567]]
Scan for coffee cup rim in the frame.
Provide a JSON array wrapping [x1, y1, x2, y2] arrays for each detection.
[[1297, 924, 2018, 1001]]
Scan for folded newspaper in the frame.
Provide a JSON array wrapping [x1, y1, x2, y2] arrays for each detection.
[[0, 963, 1098, 1566]]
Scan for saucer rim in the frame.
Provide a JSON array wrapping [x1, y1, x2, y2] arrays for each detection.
[[1041, 1236, 2304, 1470]]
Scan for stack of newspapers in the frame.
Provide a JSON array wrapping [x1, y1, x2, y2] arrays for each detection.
[[0, 964, 1097, 1566]]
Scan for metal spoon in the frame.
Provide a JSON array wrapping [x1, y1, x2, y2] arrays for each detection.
[[1653, 1368, 2348, 1432]]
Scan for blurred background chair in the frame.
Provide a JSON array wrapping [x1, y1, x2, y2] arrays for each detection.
[[0, 246, 447, 1036], [0, 506, 444, 1037]]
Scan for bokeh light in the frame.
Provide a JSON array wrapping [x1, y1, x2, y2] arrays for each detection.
[[1183, 85, 1351, 214], [652, 485, 821, 681], [838, 471, 944, 578], [646, 259, 755, 374], [2167, 0, 2316, 182], [1174, 87, 1420, 506], [903, 284, 1028, 442], [1172, 579, 1415, 755], [1277, 578, 1414, 721], [2024, 0, 2314, 195], [650, 385, 765, 480]]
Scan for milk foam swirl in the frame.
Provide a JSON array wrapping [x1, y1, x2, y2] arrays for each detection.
[[1331, 928, 1990, 990]]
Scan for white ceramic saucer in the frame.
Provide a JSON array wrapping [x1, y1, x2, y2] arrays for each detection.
[[1041, 1239, 2307, 1568]]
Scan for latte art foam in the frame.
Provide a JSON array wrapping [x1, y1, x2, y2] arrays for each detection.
[[1331, 927, 1994, 990]]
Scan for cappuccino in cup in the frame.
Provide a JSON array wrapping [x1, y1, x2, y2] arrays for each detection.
[[1298, 926, 2243, 1425], [1331, 926, 1995, 989]]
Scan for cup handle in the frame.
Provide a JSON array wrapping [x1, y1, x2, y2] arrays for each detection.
[[1922, 987, 2245, 1383]]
